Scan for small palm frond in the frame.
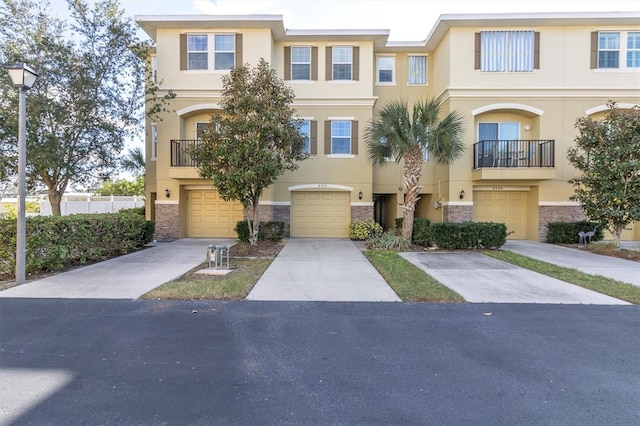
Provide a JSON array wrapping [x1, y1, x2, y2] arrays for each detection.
[[429, 110, 465, 165], [121, 146, 145, 176]]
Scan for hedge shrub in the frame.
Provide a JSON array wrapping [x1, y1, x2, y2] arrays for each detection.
[[394, 217, 431, 246], [348, 218, 383, 240], [0, 212, 155, 278], [546, 221, 603, 244], [235, 220, 286, 242], [429, 222, 507, 249]]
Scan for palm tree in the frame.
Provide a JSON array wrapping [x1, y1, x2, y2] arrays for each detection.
[[365, 98, 465, 240], [121, 146, 145, 178]]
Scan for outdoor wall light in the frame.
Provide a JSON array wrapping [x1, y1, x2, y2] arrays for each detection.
[[459, 189, 465, 199], [358, 191, 363, 200], [165, 188, 170, 198], [6, 63, 38, 285]]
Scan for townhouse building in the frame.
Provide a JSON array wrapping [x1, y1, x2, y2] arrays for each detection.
[[135, 12, 640, 242]]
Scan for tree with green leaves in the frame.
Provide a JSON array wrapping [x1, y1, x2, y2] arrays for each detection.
[[0, 0, 172, 215], [567, 101, 640, 248], [189, 58, 307, 245], [95, 175, 144, 196], [365, 98, 465, 240]]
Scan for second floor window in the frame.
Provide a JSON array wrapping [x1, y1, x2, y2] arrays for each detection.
[[331, 120, 352, 154], [298, 120, 311, 153], [476, 31, 539, 72], [408, 55, 427, 84], [151, 123, 158, 160]]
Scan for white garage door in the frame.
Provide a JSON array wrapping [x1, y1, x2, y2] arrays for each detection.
[[187, 190, 244, 238], [290, 191, 350, 238], [473, 191, 527, 239]]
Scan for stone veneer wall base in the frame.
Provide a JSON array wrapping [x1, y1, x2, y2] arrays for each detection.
[[155, 203, 179, 241], [538, 205, 585, 241]]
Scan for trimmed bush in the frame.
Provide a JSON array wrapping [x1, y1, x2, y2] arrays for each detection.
[[546, 221, 603, 244], [118, 206, 145, 216], [430, 222, 507, 249], [235, 220, 286, 242], [0, 213, 155, 278], [394, 217, 432, 246], [349, 218, 383, 240], [259, 221, 285, 241]]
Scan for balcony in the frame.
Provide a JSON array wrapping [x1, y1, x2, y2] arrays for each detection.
[[169, 140, 200, 179], [171, 140, 199, 167], [472, 140, 556, 181]]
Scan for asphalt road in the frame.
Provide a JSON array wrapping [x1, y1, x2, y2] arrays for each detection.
[[1, 299, 638, 425]]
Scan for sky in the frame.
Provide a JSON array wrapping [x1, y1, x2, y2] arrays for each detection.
[[51, 0, 639, 41]]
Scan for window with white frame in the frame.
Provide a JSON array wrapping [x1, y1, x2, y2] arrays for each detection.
[[408, 55, 427, 84], [151, 56, 158, 82], [195, 122, 209, 140], [182, 34, 236, 71], [151, 123, 158, 160], [599, 32, 620, 68], [628, 32, 640, 68], [291, 46, 311, 80], [331, 121, 352, 154], [377, 56, 395, 84], [479, 31, 536, 72], [187, 34, 208, 70], [298, 120, 311, 153], [214, 34, 235, 70], [332, 46, 353, 80], [596, 31, 640, 69]]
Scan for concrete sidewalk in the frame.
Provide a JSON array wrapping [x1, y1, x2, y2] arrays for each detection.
[[503, 241, 640, 286], [0, 239, 234, 299], [247, 238, 401, 302]]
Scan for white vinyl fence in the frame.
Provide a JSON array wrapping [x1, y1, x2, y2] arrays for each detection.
[[39, 195, 145, 216]]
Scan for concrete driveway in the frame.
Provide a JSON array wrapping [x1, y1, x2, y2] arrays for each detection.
[[0, 239, 234, 300], [504, 240, 640, 286], [247, 238, 400, 302], [400, 251, 630, 305]]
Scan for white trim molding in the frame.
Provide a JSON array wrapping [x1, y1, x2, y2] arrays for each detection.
[[445, 201, 473, 206], [288, 184, 353, 192], [539, 201, 581, 206], [155, 200, 179, 205], [585, 103, 638, 116], [474, 185, 531, 192], [259, 201, 291, 206], [471, 103, 544, 117], [351, 202, 374, 207], [176, 103, 221, 116]]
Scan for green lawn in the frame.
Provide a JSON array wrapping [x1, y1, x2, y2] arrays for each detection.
[[142, 258, 272, 300], [364, 250, 465, 302], [485, 250, 640, 305]]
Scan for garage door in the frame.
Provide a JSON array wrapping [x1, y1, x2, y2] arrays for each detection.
[[473, 191, 527, 239], [290, 191, 350, 238], [187, 190, 244, 238]]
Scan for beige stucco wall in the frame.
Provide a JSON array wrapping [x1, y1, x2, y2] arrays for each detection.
[[142, 15, 640, 240]]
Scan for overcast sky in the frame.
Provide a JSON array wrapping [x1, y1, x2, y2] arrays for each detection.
[[49, 0, 639, 41]]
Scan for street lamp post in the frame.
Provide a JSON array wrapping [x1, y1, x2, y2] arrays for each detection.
[[6, 63, 38, 284]]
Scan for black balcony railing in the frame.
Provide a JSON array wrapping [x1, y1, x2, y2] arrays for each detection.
[[473, 140, 555, 169], [171, 139, 199, 167]]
